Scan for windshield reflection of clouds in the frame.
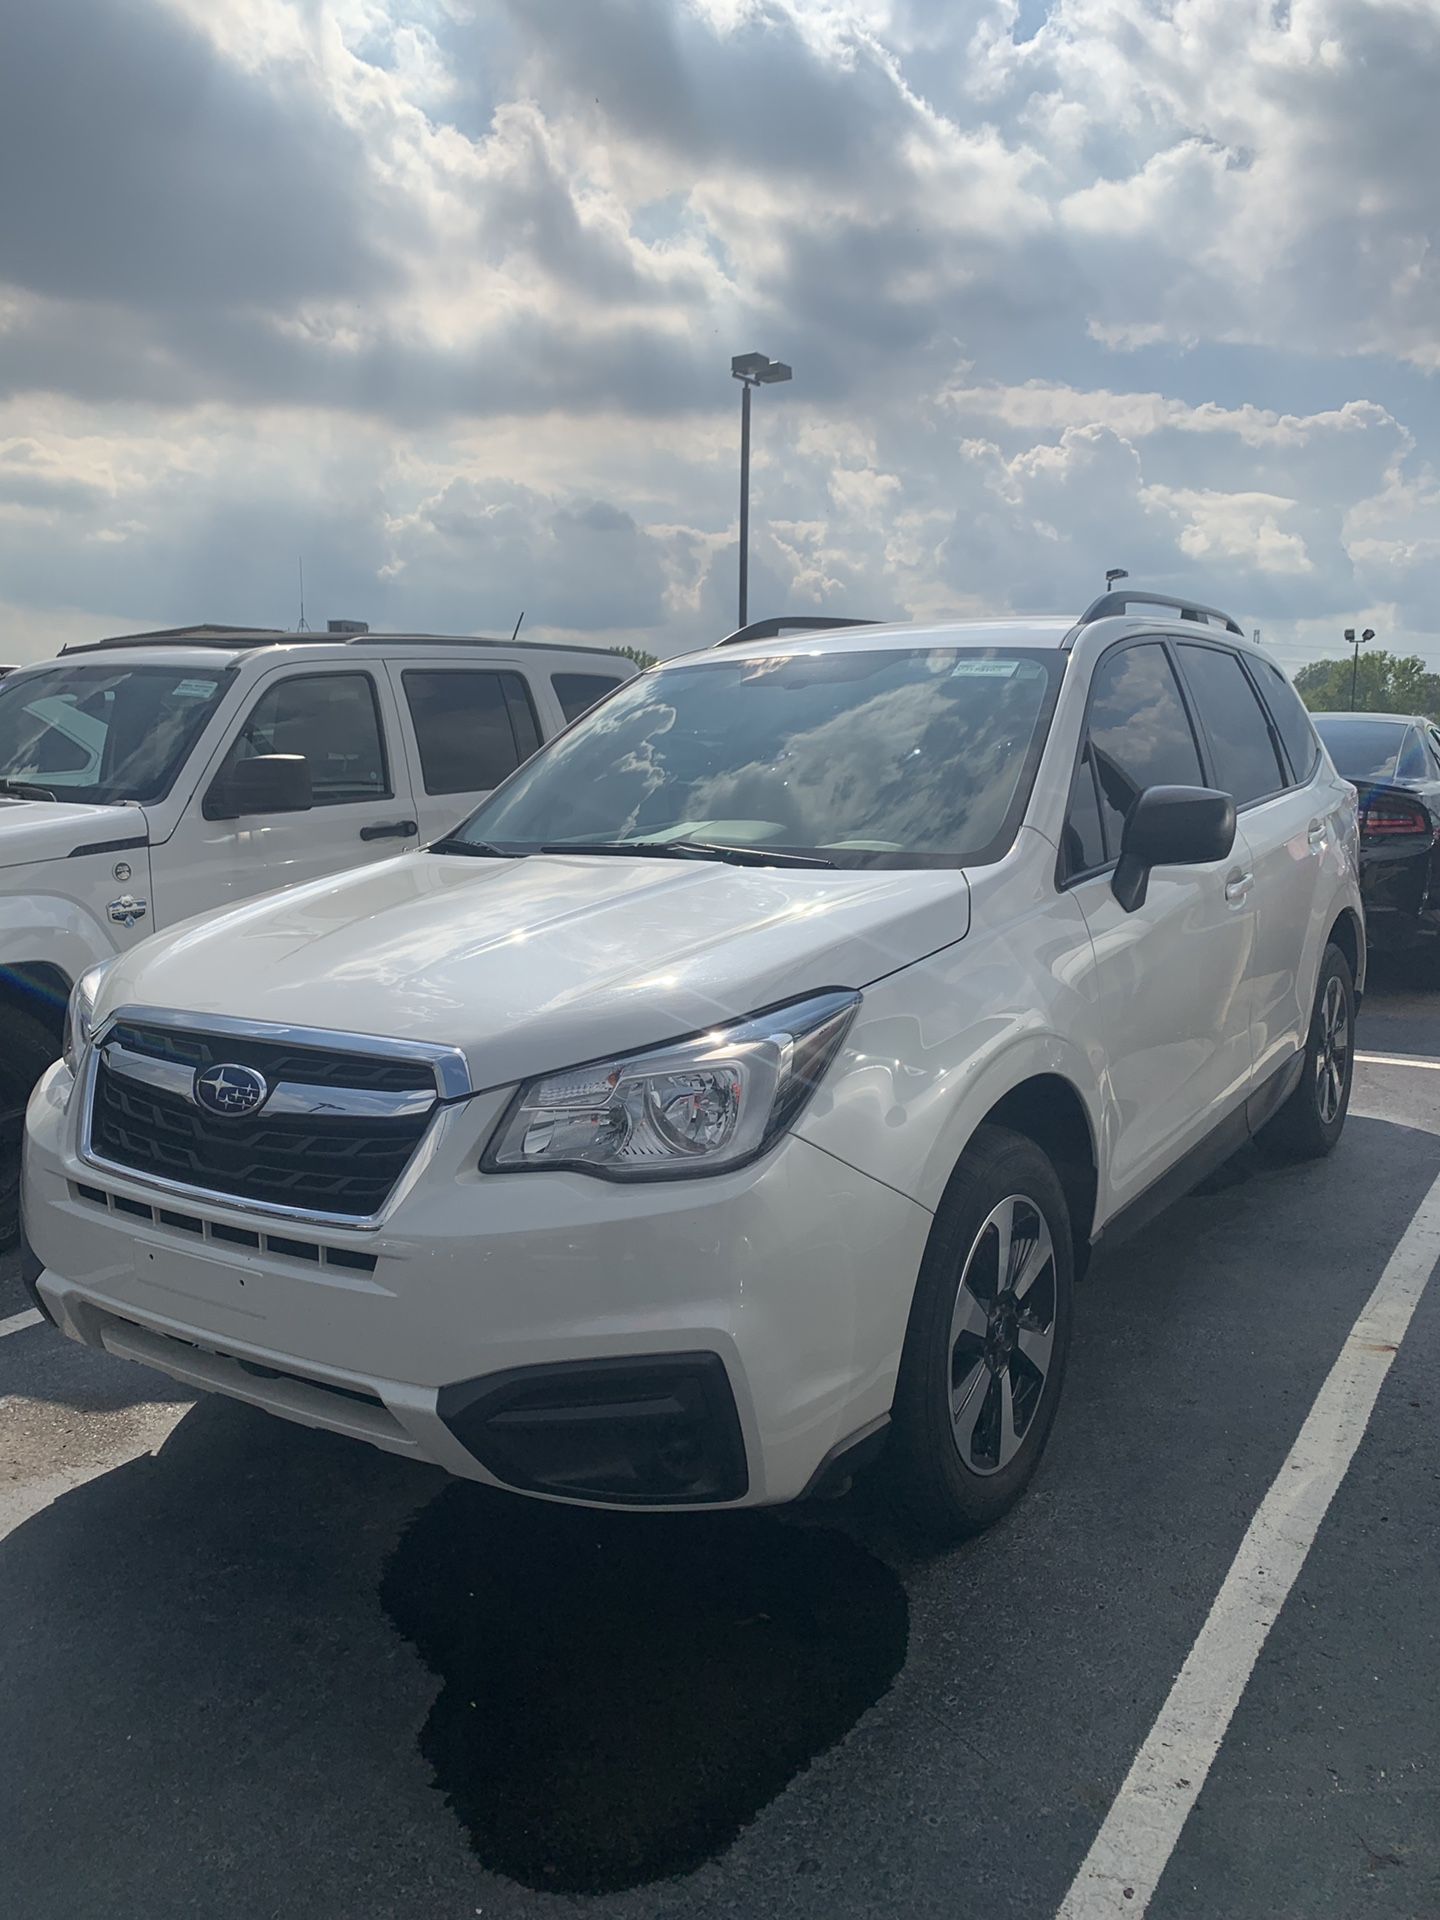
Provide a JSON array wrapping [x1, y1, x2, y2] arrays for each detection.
[[474, 651, 1054, 865]]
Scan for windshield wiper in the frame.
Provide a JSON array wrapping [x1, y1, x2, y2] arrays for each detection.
[[539, 839, 836, 869], [0, 778, 58, 802], [427, 837, 523, 858]]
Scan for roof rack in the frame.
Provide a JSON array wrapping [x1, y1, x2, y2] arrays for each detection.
[[59, 629, 630, 661], [716, 615, 878, 648], [1072, 591, 1243, 636]]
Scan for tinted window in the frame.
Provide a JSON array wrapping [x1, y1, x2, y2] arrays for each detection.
[[1086, 643, 1204, 853], [214, 672, 388, 808], [1397, 728, 1429, 780], [1061, 745, 1107, 876], [0, 662, 234, 804], [1178, 644, 1285, 806], [403, 669, 541, 795], [1312, 716, 1410, 781], [1251, 655, 1320, 783], [553, 672, 625, 725], [453, 647, 1063, 868]]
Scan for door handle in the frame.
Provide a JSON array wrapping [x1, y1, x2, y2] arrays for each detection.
[[1224, 870, 1254, 904], [359, 819, 418, 841], [1307, 819, 1326, 850], [107, 894, 148, 927]]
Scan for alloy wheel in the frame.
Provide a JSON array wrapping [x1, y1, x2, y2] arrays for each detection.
[[1316, 973, 1350, 1125], [948, 1193, 1058, 1477]]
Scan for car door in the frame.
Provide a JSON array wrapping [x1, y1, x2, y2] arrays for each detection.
[[1175, 642, 1323, 1087], [159, 666, 419, 921], [384, 660, 545, 844], [1061, 637, 1257, 1213]]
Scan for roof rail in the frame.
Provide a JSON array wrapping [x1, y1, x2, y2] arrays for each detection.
[[1072, 591, 1243, 636], [716, 615, 878, 648], [60, 630, 631, 661]]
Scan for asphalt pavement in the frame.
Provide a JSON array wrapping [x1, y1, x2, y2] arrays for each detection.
[[3, 954, 1437, 1920]]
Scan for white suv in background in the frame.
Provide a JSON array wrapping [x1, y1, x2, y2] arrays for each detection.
[[0, 626, 633, 1242], [22, 594, 1363, 1540]]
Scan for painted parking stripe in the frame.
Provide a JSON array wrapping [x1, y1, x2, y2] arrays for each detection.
[[1056, 1164, 1440, 1920], [0, 1307, 42, 1340], [1356, 1050, 1440, 1071]]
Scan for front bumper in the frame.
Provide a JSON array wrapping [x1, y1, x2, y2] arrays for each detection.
[[22, 1060, 931, 1509]]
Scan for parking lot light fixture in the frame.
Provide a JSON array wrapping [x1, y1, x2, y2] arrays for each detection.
[[731, 352, 793, 628]]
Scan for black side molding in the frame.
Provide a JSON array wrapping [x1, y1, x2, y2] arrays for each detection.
[[68, 835, 148, 860]]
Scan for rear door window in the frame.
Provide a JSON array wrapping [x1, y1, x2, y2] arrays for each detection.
[[402, 669, 542, 795], [1176, 643, 1286, 807], [1250, 656, 1320, 784], [552, 672, 625, 725]]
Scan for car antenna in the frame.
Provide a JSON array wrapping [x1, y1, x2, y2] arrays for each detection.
[[296, 557, 310, 632], [510, 610, 525, 643]]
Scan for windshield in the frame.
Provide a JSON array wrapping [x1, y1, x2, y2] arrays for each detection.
[[451, 647, 1062, 868], [1313, 716, 1414, 782], [0, 663, 236, 805]]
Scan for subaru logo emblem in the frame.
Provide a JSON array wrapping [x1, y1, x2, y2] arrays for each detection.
[[194, 1062, 269, 1118]]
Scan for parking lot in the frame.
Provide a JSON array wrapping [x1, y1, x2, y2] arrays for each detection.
[[2, 955, 1437, 1920]]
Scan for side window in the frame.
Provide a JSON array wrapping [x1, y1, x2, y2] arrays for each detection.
[[1251, 655, 1320, 784], [1177, 644, 1286, 806], [1427, 726, 1440, 774], [211, 672, 388, 811], [552, 672, 625, 725], [1084, 642, 1205, 857], [1397, 727, 1429, 781], [1061, 744, 1107, 877], [402, 669, 542, 796]]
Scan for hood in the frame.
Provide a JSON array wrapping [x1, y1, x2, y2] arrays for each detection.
[[97, 849, 971, 1088], [0, 798, 146, 872]]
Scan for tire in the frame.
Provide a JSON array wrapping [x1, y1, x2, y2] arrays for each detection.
[[0, 1007, 61, 1251], [886, 1125, 1074, 1546], [1258, 942, 1355, 1162]]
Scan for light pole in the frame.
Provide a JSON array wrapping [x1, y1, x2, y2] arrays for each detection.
[[731, 351, 792, 627], [1346, 625, 1376, 709], [1105, 566, 1129, 594]]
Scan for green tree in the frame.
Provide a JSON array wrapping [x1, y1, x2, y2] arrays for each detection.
[[615, 644, 658, 671], [1293, 650, 1440, 720]]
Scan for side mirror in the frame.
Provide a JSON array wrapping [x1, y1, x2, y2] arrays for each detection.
[[231, 754, 313, 817], [1113, 785, 1235, 913]]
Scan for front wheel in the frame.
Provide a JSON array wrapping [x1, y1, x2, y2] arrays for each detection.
[[1258, 942, 1355, 1162], [886, 1126, 1074, 1546]]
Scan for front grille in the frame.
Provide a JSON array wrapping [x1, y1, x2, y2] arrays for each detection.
[[88, 1022, 439, 1219], [107, 1021, 434, 1093]]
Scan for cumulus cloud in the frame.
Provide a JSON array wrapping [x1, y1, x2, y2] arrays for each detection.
[[1, 0, 1438, 668]]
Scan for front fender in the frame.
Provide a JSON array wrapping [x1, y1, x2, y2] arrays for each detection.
[[0, 886, 122, 996], [795, 887, 1107, 1217]]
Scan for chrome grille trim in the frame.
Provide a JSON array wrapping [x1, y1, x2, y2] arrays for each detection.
[[102, 1040, 438, 1120]]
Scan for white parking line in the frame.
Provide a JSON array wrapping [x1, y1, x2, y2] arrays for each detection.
[[1057, 1164, 1440, 1919], [0, 1307, 42, 1340], [1356, 1050, 1440, 1071]]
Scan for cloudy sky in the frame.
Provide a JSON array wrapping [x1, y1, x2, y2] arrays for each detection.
[[4, 0, 1440, 671]]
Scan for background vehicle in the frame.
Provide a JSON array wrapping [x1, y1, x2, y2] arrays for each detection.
[[0, 626, 634, 1243], [22, 592, 1363, 1542], [1312, 711, 1440, 949]]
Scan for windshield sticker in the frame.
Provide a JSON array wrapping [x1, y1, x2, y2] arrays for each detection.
[[950, 660, 1020, 678], [172, 678, 219, 698]]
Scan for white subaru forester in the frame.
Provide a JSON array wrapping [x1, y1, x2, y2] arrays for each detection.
[[22, 595, 1363, 1541]]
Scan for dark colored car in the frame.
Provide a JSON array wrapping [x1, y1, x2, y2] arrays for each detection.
[[1313, 711, 1440, 945]]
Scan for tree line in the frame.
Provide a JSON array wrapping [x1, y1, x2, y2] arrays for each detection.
[[1294, 649, 1440, 719]]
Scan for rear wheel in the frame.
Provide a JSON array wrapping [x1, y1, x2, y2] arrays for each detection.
[[0, 1007, 61, 1250], [887, 1126, 1074, 1545], [1259, 942, 1354, 1161]]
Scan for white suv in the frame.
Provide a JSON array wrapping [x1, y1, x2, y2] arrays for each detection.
[[21, 596, 1363, 1540], [0, 626, 633, 1243]]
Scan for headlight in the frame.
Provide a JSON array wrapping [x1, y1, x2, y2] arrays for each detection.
[[484, 989, 860, 1180], [62, 963, 111, 1073]]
